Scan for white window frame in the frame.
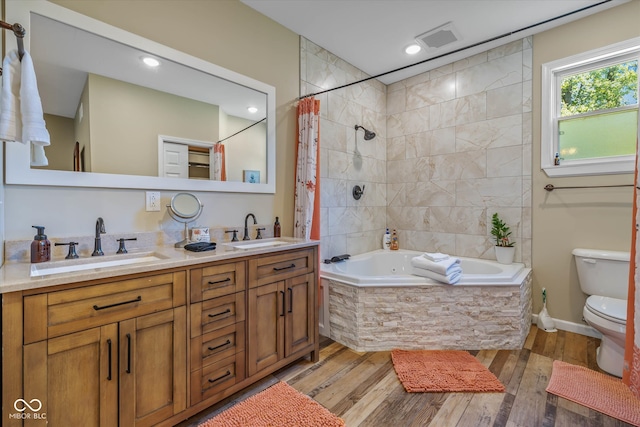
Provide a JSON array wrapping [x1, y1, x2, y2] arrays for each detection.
[[541, 37, 640, 177]]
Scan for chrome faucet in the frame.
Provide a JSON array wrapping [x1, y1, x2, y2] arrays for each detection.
[[243, 213, 257, 240], [92, 217, 106, 256]]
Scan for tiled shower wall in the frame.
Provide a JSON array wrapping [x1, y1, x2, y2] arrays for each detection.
[[301, 37, 532, 266]]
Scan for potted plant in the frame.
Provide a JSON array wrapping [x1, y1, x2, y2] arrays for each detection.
[[491, 213, 515, 264]]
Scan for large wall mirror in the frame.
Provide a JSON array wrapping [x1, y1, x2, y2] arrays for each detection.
[[5, 1, 276, 193]]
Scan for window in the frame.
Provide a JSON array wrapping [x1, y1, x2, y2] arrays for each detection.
[[542, 38, 639, 177]]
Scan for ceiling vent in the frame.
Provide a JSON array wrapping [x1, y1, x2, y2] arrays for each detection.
[[415, 22, 461, 50]]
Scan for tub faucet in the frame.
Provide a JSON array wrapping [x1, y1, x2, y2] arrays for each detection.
[[92, 217, 106, 256], [243, 213, 257, 240]]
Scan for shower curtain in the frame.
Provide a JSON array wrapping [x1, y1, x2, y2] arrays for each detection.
[[212, 143, 226, 181], [624, 139, 639, 396], [293, 96, 320, 241]]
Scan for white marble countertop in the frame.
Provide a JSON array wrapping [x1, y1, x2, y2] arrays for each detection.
[[0, 237, 319, 294]]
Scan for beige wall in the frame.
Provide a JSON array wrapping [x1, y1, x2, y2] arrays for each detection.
[[3, 0, 299, 241], [41, 113, 75, 171], [532, 0, 639, 325]]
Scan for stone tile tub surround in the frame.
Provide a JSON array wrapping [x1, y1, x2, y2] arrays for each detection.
[[301, 37, 532, 266], [323, 269, 532, 352]]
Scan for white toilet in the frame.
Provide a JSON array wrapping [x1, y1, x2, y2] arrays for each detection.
[[572, 248, 629, 377]]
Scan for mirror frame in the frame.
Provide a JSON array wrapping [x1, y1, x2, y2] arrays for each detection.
[[5, 1, 276, 193]]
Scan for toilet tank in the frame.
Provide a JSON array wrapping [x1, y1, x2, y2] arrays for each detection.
[[572, 248, 630, 300]]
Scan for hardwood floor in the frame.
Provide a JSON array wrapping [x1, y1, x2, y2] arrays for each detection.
[[178, 325, 634, 427]]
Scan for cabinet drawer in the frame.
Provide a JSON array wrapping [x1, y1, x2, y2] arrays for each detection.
[[190, 261, 245, 302], [190, 292, 245, 338], [24, 272, 186, 342], [248, 249, 314, 288], [190, 322, 245, 372], [190, 351, 245, 405]]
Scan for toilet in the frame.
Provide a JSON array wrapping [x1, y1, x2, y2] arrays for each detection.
[[572, 248, 629, 377]]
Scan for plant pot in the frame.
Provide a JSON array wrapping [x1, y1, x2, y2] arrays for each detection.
[[495, 246, 515, 265]]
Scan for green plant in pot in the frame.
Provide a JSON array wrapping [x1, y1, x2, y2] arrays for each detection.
[[491, 213, 515, 264]]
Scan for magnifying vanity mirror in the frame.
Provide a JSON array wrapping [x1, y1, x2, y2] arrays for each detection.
[[4, 1, 275, 193], [167, 192, 203, 248]]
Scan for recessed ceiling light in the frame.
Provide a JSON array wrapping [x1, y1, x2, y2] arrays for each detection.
[[405, 44, 422, 55], [141, 56, 160, 67], [247, 106, 258, 113]]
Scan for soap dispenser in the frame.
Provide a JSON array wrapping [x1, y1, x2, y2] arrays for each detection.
[[31, 225, 51, 263]]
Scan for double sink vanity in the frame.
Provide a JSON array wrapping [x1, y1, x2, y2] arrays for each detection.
[[1, 238, 319, 427]]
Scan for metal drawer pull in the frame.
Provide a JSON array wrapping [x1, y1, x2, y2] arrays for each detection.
[[208, 308, 231, 318], [273, 263, 296, 271], [208, 370, 231, 383], [208, 277, 231, 285], [93, 295, 142, 311], [208, 340, 231, 352], [107, 339, 112, 381]]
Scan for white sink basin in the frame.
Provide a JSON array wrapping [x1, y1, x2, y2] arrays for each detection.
[[30, 252, 167, 277], [225, 239, 288, 250]]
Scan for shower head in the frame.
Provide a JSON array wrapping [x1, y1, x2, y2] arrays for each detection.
[[355, 125, 376, 141]]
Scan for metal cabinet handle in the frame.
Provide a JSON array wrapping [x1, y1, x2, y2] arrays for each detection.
[[208, 308, 231, 318], [208, 370, 231, 384], [288, 287, 293, 313], [93, 295, 141, 311], [280, 291, 285, 317], [126, 333, 132, 374], [107, 339, 113, 381], [208, 340, 231, 352], [273, 263, 295, 271]]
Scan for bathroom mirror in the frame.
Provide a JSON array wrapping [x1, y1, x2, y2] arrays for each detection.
[[4, 1, 275, 193], [167, 193, 203, 247]]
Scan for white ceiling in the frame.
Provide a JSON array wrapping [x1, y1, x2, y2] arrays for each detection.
[[241, 0, 629, 85]]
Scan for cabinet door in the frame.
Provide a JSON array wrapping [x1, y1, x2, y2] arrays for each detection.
[[285, 273, 315, 356], [23, 324, 118, 427], [119, 307, 186, 427], [247, 281, 284, 376]]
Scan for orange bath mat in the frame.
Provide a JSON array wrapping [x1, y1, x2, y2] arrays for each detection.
[[197, 381, 344, 427], [391, 349, 505, 393], [546, 360, 640, 426]]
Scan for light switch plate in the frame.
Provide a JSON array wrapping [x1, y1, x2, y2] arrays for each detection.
[[145, 191, 161, 211]]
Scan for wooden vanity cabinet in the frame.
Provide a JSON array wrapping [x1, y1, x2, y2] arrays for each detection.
[[12, 271, 187, 427], [247, 248, 319, 376]]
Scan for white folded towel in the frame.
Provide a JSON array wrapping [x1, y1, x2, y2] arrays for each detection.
[[0, 50, 21, 143], [412, 266, 462, 285], [411, 255, 461, 275], [20, 51, 50, 149], [422, 252, 450, 262]]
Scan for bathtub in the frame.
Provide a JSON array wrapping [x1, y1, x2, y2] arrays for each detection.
[[318, 249, 532, 352], [320, 249, 529, 286]]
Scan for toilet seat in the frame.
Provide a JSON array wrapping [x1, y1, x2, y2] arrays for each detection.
[[585, 295, 626, 324]]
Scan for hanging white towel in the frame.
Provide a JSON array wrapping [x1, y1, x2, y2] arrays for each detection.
[[411, 255, 461, 275], [412, 266, 463, 285], [0, 50, 21, 143], [20, 51, 50, 149], [0, 49, 50, 167]]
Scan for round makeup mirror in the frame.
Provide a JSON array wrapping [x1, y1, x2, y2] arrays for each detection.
[[167, 192, 203, 247]]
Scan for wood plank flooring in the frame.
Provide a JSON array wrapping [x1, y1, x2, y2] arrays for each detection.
[[178, 325, 634, 427]]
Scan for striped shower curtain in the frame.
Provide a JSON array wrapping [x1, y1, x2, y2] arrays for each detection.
[[212, 143, 226, 181], [293, 96, 320, 241], [624, 139, 639, 396]]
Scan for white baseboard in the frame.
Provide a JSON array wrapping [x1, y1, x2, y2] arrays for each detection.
[[531, 314, 602, 339]]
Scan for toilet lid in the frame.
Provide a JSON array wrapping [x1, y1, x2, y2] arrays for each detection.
[[585, 295, 627, 324]]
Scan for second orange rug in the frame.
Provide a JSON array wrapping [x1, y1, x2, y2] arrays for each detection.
[[391, 349, 505, 393]]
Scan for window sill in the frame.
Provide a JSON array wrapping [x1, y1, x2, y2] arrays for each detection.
[[542, 157, 635, 177]]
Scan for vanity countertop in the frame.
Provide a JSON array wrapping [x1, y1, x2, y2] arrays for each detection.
[[0, 237, 319, 294]]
